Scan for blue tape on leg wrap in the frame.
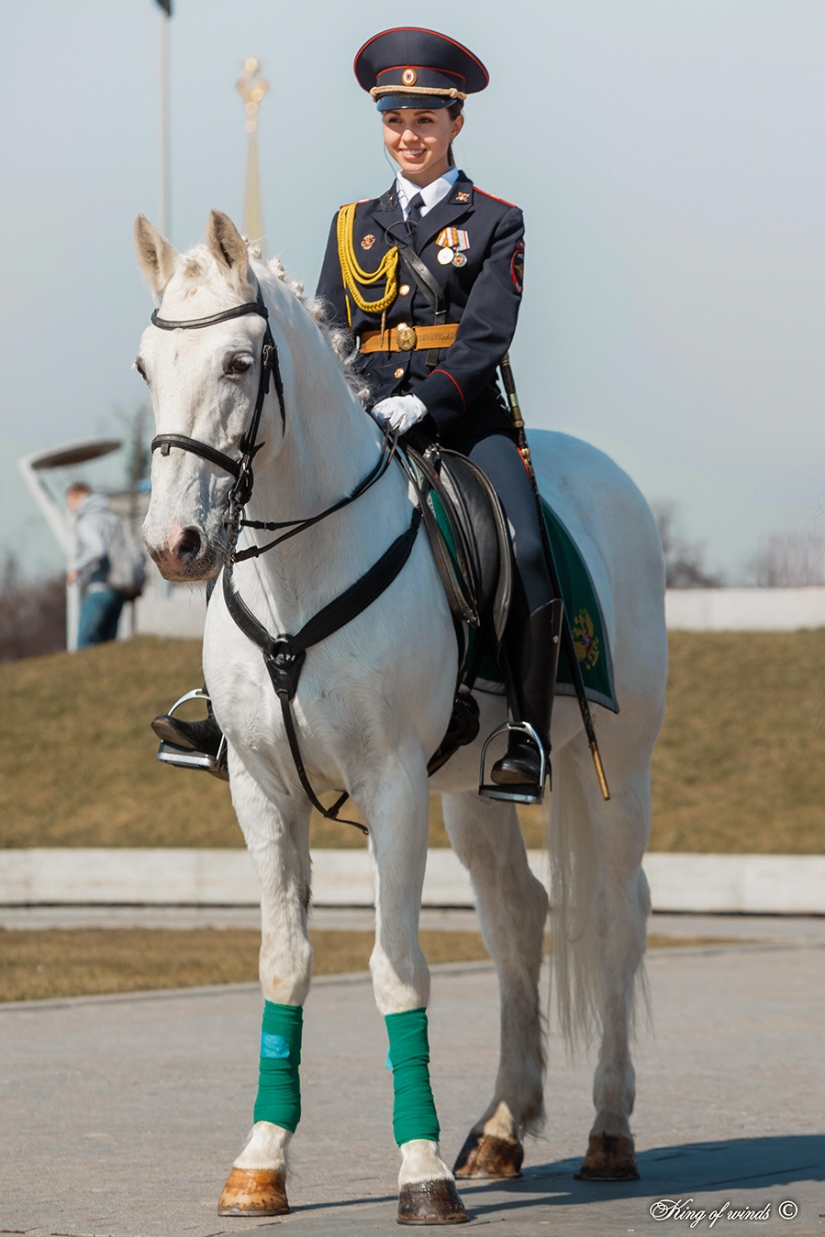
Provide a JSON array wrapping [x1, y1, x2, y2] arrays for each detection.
[[253, 1001, 303, 1132], [385, 1008, 440, 1146]]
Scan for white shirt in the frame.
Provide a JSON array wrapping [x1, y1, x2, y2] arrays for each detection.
[[396, 166, 460, 220]]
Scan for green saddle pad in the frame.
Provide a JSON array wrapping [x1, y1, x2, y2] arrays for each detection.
[[432, 491, 618, 714], [540, 498, 618, 713]]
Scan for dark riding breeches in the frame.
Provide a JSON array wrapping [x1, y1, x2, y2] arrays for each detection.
[[465, 433, 554, 614]]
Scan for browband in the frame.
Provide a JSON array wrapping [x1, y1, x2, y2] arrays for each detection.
[[151, 302, 269, 330]]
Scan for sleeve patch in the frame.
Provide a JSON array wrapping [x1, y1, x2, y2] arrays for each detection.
[[510, 240, 525, 294]]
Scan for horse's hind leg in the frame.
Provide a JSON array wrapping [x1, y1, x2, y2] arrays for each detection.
[[558, 739, 651, 1181], [442, 791, 548, 1179]]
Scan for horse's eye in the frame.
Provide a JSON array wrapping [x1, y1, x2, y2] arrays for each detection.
[[135, 357, 148, 382], [225, 354, 253, 376]]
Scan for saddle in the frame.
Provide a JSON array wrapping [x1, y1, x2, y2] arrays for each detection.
[[403, 444, 513, 650]]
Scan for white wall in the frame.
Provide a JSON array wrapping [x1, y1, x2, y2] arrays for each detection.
[[666, 587, 825, 631], [133, 585, 208, 640], [131, 586, 825, 640]]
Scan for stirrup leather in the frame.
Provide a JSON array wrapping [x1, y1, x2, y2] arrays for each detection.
[[479, 721, 547, 805], [155, 688, 227, 778]]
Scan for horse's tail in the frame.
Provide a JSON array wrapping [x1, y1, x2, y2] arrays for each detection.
[[547, 736, 652, 1052], [546, 742, 598, 1049]]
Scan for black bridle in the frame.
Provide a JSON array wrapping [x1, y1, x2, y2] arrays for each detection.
[[146, 288, 419, 833], [148, 292, 398, 550], [150, 294, 284, 520]]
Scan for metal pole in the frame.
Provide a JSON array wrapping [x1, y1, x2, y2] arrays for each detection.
[[237, 58, 268, 247], [158, 8, 170, 236]]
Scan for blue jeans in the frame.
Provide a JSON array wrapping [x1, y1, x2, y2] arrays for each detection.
[[77, 588, 125, 648]]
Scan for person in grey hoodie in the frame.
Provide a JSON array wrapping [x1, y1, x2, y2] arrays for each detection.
[[66, 483, 125, 647]]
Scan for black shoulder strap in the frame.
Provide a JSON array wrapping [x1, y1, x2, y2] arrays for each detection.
[[395, 239, 446, 324], [394, 239, 448, 368]]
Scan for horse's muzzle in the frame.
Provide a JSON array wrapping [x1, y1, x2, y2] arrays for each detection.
[[147, 523, 220, 582]]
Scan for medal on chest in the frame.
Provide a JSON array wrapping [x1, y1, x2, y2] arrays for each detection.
[[436, 228, 470, 267]]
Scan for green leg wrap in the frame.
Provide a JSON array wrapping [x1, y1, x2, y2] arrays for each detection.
[[385, 1008, 440, 1146], [253, 1001, 303, 1132]]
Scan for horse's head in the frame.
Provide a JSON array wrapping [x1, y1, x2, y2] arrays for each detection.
[[134, 210, 284, 581]]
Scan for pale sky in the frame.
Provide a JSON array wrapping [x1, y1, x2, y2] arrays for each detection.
[[2, 0, 824, 580]]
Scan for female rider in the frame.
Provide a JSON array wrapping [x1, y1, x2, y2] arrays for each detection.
[[154, 26, 558, 793]]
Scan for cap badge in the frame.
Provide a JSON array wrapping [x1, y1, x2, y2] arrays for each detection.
[[361, 233, 376, 250], [401, 67, 418, 86]]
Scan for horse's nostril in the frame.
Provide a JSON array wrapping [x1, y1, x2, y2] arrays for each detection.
[[177, 528, 202, 560]]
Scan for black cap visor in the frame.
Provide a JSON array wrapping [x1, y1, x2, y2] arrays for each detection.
[[376, 93, 453, 112]]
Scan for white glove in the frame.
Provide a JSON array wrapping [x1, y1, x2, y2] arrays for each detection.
[[371, 394, 428, 435]]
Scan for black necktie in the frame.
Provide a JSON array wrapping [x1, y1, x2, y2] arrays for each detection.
[[406, 192, 424, 234]]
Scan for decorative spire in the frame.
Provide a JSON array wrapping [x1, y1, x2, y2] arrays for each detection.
[[236, 57, 268, 248]]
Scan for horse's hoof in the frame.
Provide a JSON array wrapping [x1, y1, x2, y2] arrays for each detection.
[[453, 1130, 523, 1179], [575, 1133, 640, 1181], [217, 1166, 290, 1215], [397, 1178, 469, 1225]]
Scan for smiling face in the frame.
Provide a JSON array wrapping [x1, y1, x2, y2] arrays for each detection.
[[382, 107, 464, 186]]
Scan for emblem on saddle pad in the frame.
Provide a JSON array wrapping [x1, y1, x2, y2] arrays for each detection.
[[572, 608, 600, 670]]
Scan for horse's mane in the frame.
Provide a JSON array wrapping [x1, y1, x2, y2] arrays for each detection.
[[172, 242, 372, 409], [254, 251, 372, 409]]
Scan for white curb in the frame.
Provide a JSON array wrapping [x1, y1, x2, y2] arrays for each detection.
[[0, 849, 823, 915]]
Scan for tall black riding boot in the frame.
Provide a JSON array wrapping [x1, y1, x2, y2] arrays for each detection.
[[490, 598, 564, 788]]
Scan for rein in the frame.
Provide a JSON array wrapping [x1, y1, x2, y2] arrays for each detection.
[[147, 289, 421, 832]]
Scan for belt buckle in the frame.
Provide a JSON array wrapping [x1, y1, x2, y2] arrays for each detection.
[[396, 323, 417, 351]]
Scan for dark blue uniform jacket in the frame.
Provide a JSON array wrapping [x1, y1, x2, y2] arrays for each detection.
[[316, 171, 525, 449]]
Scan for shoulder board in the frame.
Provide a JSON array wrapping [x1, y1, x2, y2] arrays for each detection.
[[338, 198, 371, 210], [474, 188, 519, 209]]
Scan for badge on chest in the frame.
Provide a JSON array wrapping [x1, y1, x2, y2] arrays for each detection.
[[436, 228, 470, 268]]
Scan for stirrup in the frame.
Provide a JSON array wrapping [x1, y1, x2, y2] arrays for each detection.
[[479, 721, 547, 805], [155, 688, 228, 778]]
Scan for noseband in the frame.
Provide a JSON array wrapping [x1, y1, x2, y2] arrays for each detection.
[[149, 294, 285, 516]]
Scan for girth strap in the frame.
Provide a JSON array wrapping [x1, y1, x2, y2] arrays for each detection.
[[222, 506, 423, 829]]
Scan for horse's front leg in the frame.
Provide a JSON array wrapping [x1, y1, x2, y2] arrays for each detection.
[[217, 767, 312, 1218], [363, 751, 469, 1226]]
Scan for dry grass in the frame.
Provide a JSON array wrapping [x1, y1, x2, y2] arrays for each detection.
[[0, 927, 746, 1004], [649, 630, 825, 852], [0, 637, 534, 848], [0, 927, 490, 1003], [2, 632, 825, 853]]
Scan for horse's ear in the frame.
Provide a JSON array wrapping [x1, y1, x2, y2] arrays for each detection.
[[134, 215, 179, 296], [206, 210, 249, 283]]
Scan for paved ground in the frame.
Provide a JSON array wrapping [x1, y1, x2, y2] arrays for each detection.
[[1, 932, 824, 1237]]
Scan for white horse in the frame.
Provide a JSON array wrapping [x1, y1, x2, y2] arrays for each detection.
[[134, 210, 667, 1225]]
